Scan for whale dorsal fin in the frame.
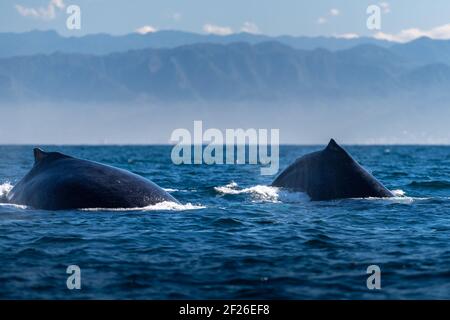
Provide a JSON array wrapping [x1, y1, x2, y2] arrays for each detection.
[[324, 139, 355, 163], [33, 148, 72, 164], [325, 139, 341, 151], [33, 148, 48, 164], [325, 139, 350, 156]]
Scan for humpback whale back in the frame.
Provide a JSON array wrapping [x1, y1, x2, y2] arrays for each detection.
[[272, 139, 393, 201], [7, 148, 179, 210]]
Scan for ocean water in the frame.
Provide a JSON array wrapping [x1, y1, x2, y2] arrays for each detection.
[[0, 145, 450, 299]]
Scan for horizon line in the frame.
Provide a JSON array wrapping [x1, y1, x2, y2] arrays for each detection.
[[1, 143, 450, 147]]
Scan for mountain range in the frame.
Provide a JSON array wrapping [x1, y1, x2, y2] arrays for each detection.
[[0, 30, 392, 58], [1, 31, 450, 102]]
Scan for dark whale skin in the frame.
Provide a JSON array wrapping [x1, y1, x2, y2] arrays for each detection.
[[272, 139, 393, 201], [7, 148, 179, 210]]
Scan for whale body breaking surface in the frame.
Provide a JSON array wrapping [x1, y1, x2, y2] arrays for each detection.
[[272, 139, 394, 201], [5, 140, 393, 209], [6, 148, 179, 210]]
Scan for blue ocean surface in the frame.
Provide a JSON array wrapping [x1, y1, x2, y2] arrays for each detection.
[[0, 145, 450, 299]]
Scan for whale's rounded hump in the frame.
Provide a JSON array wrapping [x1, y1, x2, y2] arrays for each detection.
[[273, 138, 394, 200], [9, 148, 179, 210]]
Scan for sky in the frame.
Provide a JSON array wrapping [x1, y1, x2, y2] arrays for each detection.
[[1, 0, 450, 41]]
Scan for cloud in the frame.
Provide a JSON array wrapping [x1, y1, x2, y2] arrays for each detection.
[[379, 2, 391, 14], [203, 23, 233, 36], [51, 0, 65, 9], [202, 22, 260, 35], [335, 33, 359, 39], [172, 12, 182, 21], [15, 0, 65, 20], [374, 23, 450, 42], [135, 25, 158, 34], [330, 8, 340, 16], [240, 22, 260, 34], [317, 17, 327, 24], [15, 5, 47, 18], [317, 8, 340, 24]]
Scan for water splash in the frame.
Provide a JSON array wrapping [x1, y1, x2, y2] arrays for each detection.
[[163, 188, 192, 193], [0, 182, 13, 202], [362, 189, 416, 204], [392, 189, 405, 197], [0, 203, 28, 209], [214, 182, 309, 203], [81, 201, 205, 212]]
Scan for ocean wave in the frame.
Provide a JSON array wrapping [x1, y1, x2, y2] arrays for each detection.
[[214, 182, 309, 203], [81, 201, 205, 212], [408, 180, 450, 189], [212, 217, 245, 227]]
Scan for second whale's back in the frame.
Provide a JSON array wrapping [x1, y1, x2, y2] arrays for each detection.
[[272, 139, 393, 201]]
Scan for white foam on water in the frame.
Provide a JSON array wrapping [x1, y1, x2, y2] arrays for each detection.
[[0, 203, 28, 209], [141, 201, 205, 211], [214, 183, 422, 204], [387, 189, 415, 203], [363, 196, 414, 204], [214, 182, 239, 193], [0, 182, 13, 199], [392, 189, 405, 197], [214, 182, 309, 203], [81, 201, 205, 212], [360, 189, 418, 204], [0, 182, 28, 209], [163, 188, 193, 193]]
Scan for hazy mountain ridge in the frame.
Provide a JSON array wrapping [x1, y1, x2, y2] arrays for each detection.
[[3, 37, 450, 102], [0, 43, 367, 101], [0, 30, 392, 58]]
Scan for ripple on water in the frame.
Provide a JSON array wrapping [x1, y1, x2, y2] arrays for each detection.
[[408, 180, 450, 189], [212, 217, 245, 227]]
